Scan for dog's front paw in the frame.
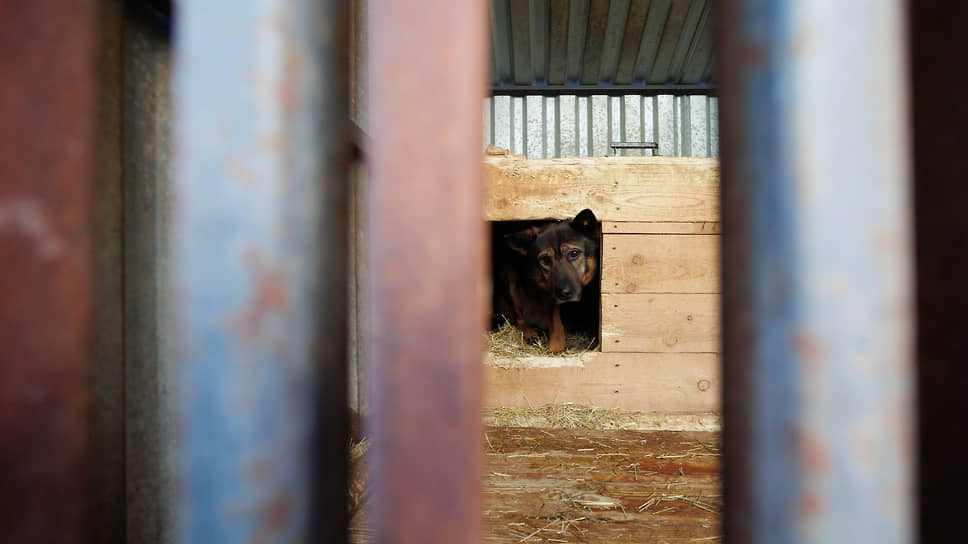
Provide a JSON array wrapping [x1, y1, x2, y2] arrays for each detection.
[[521, 325, 539, 343], [547, 336, 565, 354]]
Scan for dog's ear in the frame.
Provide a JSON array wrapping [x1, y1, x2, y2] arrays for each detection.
[[505, 227, 538, 255], [570, 209, 598, 236]]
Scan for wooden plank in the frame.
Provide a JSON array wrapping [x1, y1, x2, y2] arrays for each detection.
[[483, 408, 722, 432], [601, 294, 720, 353], [352, 428, 723, 544], [603, 220, 721, 234], [484, 352, 720, 411], [485, 154, 720, 222], [482, 428, 721, 543], [602, 234, 721, 293]]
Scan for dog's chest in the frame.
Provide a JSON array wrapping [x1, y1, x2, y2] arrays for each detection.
[[518, 299, 551, 329]]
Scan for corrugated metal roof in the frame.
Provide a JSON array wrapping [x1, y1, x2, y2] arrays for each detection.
[[490, 0, 715, 91], [483, 93, 719, 158]]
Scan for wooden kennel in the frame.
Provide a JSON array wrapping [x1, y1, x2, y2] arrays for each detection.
[[483, 147, 722, 413]]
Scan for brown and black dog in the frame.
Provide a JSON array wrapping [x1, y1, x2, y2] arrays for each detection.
[[492, 209, 600, 353]]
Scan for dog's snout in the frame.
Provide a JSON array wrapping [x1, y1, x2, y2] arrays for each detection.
[[556, 285, 573, 299]]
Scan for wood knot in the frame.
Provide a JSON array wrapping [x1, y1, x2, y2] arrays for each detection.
[[631, 255, 643, 265], [697, 379, 711, 392]]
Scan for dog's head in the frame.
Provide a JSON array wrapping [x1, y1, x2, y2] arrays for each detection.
[[506, 209, 599, 303]]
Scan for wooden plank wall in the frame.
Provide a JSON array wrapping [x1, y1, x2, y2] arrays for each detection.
[[484, 149, 721, 412]]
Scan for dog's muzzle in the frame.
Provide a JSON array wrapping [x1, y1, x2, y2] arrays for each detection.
[[555, 286, 580, 304]]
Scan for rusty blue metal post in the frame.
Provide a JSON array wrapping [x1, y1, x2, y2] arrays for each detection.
[[718, 1, 916, 543], [367, 1, 489, 543], [173, 1, 350, 542]]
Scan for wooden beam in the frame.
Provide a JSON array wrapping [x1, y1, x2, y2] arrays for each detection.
[[601, 293, 720, 353], [484, 352, 720, 411], [483, 409, 722, 431], [602, 234, 721, 293], [485, 155, 720, 222], [602, 221, 720, 234]]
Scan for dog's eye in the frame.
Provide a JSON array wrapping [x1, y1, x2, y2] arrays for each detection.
[[539, 255, 553, 267], [568, 249, 581, 260]]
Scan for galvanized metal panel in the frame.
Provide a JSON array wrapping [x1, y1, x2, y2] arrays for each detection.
[[681, 3, 715, 84], [666, 0, 708, 83], [655, 94, 676, 156], [483, 97, 492, 149], [707, 96, 719, 158], [173, 0, 350, 542], [559, 94, 577, 155], [530, 1, 550, 83], [591, 94, 610, 156], [493, 94, 512, 150], [634, 0, 673, 83], [688, 95, 709, 157], [548, 0, 570, 84], [609, 96, 622, 152], [490, 0, 513, 83], [509, 0, 531, 85], [492, 0, 715, 89], [622, 95, 641, 155], [526, 94, 545, 158], [545, 96, 558, 157], [580, 0, 610, 84], [565, 0, 591, 83], [512, 96, 525, 153], [484, 93, 718, 157], [718, 1, 915, 543], [599, 0, 631, 83], [614, 0, 649, 84]]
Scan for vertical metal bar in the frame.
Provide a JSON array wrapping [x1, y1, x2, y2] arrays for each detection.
[[367, 0, 487, 543], [173, 0, 350, 542], [124, 13, 175, 543], [910, 3, 968, 542], [94, 1, 125, 542], [718, 1, 915, 543], [0, 1, 98, 541]]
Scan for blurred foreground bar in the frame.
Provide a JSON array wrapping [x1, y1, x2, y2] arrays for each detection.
[[718, 1, 916, 543]]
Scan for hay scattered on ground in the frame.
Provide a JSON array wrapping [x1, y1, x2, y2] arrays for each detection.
[[491, 403, 645, 430], [486, 405, 723, 431], [348, 438, 368, 519], [487, 319, 597, 359]]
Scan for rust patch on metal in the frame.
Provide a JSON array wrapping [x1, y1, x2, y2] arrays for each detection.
[[801, 491, 822, 517], [261, 490, 293, 530], [800, 430, 829, 474], [793, 330, 825, 370], [232, 249, 288, 338]]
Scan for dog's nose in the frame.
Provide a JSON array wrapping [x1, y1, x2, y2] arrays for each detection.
[[556, 286, 573, 299]]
